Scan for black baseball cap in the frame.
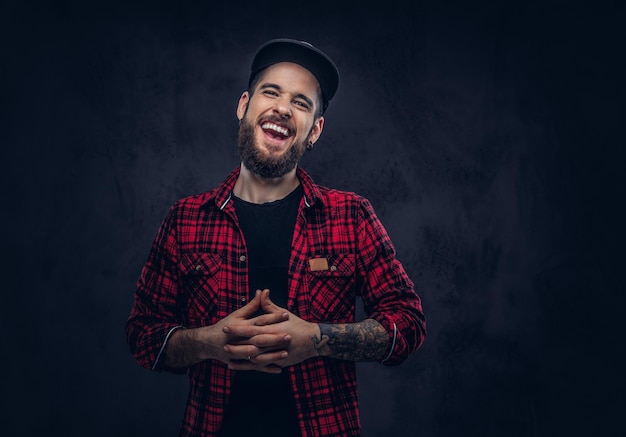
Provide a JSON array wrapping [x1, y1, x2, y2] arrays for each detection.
[[248, 38, 340, 113]]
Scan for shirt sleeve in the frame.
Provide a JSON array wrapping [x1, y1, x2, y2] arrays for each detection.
[[356, 198, 426, 365], [126, 203, 187, 373]]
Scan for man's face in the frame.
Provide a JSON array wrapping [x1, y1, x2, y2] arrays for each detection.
[[236, 62, 324, 179]]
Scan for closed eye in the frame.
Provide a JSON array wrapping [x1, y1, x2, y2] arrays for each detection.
[[293, 99, 312, 111], [258, 83, 315, 112]]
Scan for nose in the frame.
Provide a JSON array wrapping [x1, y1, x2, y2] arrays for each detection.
[[273, 96, 292, 117]]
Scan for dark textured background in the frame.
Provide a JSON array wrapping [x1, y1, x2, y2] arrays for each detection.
[[1, 0, 624, 436]]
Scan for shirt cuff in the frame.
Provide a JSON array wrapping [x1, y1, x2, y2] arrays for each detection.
[[380, 322, 397, 364], [152, 325, 185, 371]]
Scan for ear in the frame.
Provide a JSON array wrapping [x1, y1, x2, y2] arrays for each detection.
[[236, 91, 249, 121], [308, 116, 325, 145]]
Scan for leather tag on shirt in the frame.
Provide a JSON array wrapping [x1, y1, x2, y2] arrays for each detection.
[[309, 257, 329, 271]]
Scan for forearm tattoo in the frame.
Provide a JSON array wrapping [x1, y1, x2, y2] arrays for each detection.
[[312, 319, 391, 361]]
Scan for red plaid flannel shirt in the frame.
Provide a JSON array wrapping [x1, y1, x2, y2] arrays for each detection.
[[126, 167, 426, 437]]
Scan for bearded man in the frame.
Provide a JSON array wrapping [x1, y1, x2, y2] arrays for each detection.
[[126, 38, 426, 437]]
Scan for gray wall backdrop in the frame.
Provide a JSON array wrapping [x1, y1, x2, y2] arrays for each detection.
[[2, 0, 623, 436]]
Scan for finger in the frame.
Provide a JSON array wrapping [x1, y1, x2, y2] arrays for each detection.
[[250, 311, 289, 326], [223, 344, 259, 360], [249, 333, 291, 348], [251, 349, 289, 365], [224, 325, 291, 342], [224, 325, 265, 338]]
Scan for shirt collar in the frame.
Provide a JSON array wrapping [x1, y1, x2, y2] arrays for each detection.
[[203, 166, 324, 210]]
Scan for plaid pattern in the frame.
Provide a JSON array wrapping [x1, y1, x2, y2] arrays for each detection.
[[126, 167, 426, 437]]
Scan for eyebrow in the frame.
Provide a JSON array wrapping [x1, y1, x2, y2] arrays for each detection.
[[259, 83, 315, 109]]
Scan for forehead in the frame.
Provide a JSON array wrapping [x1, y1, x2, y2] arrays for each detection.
[[254, 62, 321, 97]]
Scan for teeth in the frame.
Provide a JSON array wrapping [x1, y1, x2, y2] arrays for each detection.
[[261, 122, 289, 136]]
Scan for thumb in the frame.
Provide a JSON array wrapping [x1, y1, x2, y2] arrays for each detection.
[[233, 289, 262, 318], [260, 289, 285, 313]]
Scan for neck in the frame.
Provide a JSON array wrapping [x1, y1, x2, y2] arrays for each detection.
[[233, 163, 300, 204]]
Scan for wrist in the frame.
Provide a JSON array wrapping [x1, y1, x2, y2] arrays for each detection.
[[194, 324, 223, 362], [311, 323, 330, 357], [165, 325, 220, 366]]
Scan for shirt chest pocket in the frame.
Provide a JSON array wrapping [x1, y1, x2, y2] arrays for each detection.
[[180, 252, 222, 325], [306, 253, 357, 322]]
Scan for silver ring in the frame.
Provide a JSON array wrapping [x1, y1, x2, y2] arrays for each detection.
[[248, 355, 252, 361]]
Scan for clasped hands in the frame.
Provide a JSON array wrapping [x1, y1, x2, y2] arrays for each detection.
[[217, 289, 319, 373]]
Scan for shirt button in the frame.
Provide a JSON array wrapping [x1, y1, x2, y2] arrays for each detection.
[[241, 296, 247, 302], [239, 255, 246, 262], [195, 265, 202, 271], [330, 265, 337, 272]]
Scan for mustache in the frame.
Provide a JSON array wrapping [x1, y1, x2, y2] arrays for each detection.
[[259, 115, 295, 132]]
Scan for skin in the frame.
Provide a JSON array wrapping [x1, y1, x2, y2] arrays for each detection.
[[163, 290, 293, 373], [233, 62, 324, 204], [164, 62, 391, 373]]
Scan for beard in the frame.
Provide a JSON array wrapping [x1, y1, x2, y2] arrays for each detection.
[[237, 117, 309, 179]]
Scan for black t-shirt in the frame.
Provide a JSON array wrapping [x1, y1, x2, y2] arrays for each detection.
[[218, 185, 303, 437]]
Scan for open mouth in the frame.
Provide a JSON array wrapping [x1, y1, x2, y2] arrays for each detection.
[[261, 122, 292, 141]]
